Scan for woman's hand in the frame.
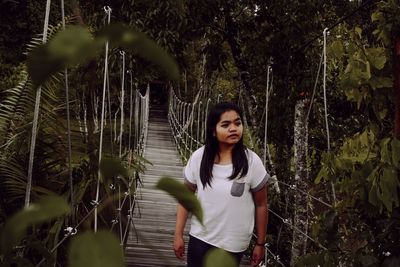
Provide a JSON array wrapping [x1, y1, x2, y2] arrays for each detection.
[[251, 245, 264, 266], [173, 235, 185, 260]]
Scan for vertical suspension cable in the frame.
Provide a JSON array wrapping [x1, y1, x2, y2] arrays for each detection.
[[263, 65, 271, 166], [306, 50, 324, 122], [95, 6, 112, 232], [143, 85, 150, 156], [128, 70, 133, 151], [103, 8, 113, 156], [197, 101, 202, 148], [190, 103, 194, 153], [106, 47, 113, 156], [323, 28, 330, 152], [204, 99, 211, 141], [118, 51, 126, 243], [119, 51, 126, 157], [184, 103, 189, 157], [61, 0, 74, 222], [25, 0, 51, 207], [134, 91, 139, 152], [177, 99, 181, 146], [323, 28, 336, 204]]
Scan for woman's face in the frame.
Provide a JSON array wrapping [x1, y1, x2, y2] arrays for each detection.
[[214, 110, 243, 146]]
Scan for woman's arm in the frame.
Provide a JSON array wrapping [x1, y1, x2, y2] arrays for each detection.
[[173, 183, 196, 260], [174, 203, 188, 260], [251, 186, 268, 266]]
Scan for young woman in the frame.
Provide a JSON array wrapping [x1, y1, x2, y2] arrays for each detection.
[[174, 102, 269, 267]]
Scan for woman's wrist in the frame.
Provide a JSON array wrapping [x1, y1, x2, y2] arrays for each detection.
[[174, 233, 183, 238], [255, 241, 266, 246]]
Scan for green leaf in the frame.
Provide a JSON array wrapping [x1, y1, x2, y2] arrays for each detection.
[[367, 166, 380, 207], [366, 47, 387, 70], [47, 26, 98, 65], [27, 26, 100, 88], [379, 167, 399, 212], [27, 23, 179, 89], [380, 138, 391, 164], [27, 44, 64, 88], [330, 41, 344, 58], [99, 157, 129, 180], [315, 167, 327, 184], [391, 138, 400, 168], [371, 11, 383, 22], [369, 76, 392, 89], [68, 231, 124, 267], [156, 177, 203, 224], [368, 180, 380, 207], [97, 23, 179, 81], [355, 26, 362, 39], [204, 248, 237, 267], [1, 196, 70, 256]]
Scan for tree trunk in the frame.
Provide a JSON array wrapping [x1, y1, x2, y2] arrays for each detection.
[[223, 3, 258, 129], [291, 99, 309, 264]]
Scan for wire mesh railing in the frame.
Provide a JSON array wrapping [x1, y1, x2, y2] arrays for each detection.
[[30, 4, 151, 265]]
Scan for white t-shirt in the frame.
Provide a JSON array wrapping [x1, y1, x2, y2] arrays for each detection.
[[184, 146, 269, 252]]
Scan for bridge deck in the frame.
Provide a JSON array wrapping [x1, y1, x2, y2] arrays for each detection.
[[125, 106, 250, 266]]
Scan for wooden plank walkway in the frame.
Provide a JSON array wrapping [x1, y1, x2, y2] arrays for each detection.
[[125, 105, 251, 267], [125, 106, 189, 267]]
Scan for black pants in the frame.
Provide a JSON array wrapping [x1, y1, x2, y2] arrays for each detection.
[[187, 235, 243, 267]]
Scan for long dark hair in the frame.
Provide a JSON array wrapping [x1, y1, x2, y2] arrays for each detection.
[[199, 102, 248, 188]]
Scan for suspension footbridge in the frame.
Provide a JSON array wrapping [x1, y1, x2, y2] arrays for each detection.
[[16, 3, 336, 266], [125, 105, 189, 267]]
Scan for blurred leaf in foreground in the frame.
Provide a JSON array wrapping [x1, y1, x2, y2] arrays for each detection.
[[156, 176, 203, 224], [97, 23, 179, 81], [99, 157, 129, 188], [47, 26, 99, 65], [0, 195, 70, 256], [27, 23, 179, 89], [204, 248, 237, 267], [68, 231, 125, 267], [27, 26, 100, 88]]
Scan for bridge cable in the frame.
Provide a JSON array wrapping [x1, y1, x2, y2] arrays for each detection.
[[95, 5, 112, 232], [60, 0, 75, 224], [25, 0, 51, 207]]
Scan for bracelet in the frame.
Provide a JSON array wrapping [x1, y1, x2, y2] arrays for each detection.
[[255, 241, 266, 246]]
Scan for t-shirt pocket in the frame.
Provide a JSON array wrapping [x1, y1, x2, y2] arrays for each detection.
[[230, 181, 245, 197]]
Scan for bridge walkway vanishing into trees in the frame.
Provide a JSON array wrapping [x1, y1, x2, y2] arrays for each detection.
[[125, 105, 188, 266], [125, 105, 251, 267]]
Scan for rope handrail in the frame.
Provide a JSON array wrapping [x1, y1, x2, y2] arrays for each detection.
[[23, 2, 149, 265], [168, 85, 335, 265], [268, 208, 328, 250], [277, 180, 332, 208], [35, 197, 104, 267], [252, 233, 286, 267]]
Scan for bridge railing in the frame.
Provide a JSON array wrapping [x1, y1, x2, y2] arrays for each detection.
[[167, 86, 334, 266]]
